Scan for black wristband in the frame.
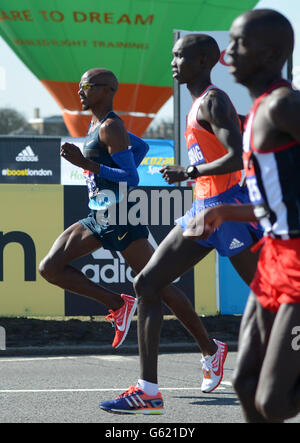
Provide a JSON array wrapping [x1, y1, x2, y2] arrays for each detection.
[[186, 165, 198, 179]]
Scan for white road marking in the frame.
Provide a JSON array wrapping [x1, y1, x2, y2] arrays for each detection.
[[0, 385, 232, 393], [91, 356, 135, 361], [0, 357, 77, 362], [0, 355, 135, 363]]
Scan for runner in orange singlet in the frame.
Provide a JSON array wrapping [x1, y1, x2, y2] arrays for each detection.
[[100, 34, 262, 415]]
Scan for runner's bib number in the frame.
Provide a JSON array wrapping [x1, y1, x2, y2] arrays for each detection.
[[187, 142, 206, 165]]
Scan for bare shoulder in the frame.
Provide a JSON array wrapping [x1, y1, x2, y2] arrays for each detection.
[[99, 116, 129, 152], [100, 116, 127, 139], [267, 86, 300, 122], [202, 88, 231, 109], [100, 116, 125, 134], [200, 87, 237, 125]]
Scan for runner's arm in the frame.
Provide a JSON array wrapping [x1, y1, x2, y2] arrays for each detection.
[[61, 119, 139, 185], [183, 203, 257, 240]]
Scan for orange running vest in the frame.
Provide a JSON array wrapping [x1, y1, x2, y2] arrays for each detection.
[[185, 85, 241, 199]]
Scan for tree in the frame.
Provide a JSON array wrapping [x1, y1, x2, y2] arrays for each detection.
[[0, 108, 27, 134]]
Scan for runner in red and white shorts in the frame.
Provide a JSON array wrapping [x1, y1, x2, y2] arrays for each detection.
[[183, 9, 300, 423]]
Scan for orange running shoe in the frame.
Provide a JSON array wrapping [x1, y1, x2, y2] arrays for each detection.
[[105, 294, 137, 348], [100, 386, 165, 415]]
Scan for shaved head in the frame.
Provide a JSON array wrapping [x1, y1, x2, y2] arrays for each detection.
[[83, 68, 119, 93], [79, 68, 119, 110], [235, 9, 294, 66]]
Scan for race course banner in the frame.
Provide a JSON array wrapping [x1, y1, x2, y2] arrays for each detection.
[[0, 136, 61, 184], [138, 139, 174, 186]]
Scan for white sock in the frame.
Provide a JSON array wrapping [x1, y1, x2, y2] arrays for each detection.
[[136, 379, 159, 396]]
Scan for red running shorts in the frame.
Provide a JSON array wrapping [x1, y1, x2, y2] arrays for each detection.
[[251, 236, 300, 312]]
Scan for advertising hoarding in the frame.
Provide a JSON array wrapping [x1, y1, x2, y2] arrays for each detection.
[[0, 136, 61, 184], [0, 184, 217, 317], [0, 184, 64, 316]]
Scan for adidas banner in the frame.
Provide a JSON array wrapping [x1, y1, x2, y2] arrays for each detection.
[[0, 136, 61, 184], [63, 186, 195, 316]]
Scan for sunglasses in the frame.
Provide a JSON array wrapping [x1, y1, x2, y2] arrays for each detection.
[[79, 82, 109, 91]]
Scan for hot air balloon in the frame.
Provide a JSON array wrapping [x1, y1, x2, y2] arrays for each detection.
[[0, 0, 258, 136]]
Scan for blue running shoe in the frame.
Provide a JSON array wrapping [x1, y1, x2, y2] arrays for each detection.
[[100, 386, 165, 415]]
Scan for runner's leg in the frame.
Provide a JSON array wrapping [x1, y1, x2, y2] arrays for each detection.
[[39, 222, 124, 310], [232, 292, 278, 422], [121, 234, 217, 356], [230, 243, 260, 286], [255, 303, 300, 421], [132, 225, 213, 383]]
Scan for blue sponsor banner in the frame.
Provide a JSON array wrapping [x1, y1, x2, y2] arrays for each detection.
[[137, 139, 174, 186]]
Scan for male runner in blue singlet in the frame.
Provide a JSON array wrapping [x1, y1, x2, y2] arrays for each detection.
[[39, 68, 228, 365]]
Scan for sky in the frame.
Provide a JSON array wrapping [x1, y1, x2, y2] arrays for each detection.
[[0, 0, 300, 124]]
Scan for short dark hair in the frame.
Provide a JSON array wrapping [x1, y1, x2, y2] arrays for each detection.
[[181, 34, 221, 68]]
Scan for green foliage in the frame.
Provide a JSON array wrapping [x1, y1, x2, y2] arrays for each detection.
[[0, 107, 27, 134]]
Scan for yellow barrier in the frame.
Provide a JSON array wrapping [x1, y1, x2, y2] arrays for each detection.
[[193, 251, 218, 316], [0, 184, 64, 316]]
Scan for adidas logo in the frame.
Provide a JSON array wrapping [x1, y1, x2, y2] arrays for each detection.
[[229, 238, 244, 250], [16, 146, 39, 162]]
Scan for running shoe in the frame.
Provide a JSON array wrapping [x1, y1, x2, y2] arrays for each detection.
[[99, 386, 165, 415], [201, 339, 228, 393], [105, 294, 137, 349]]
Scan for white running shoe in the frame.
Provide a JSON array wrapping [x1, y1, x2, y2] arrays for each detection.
[[201, 339, 228, 393]]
